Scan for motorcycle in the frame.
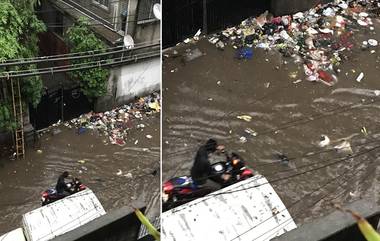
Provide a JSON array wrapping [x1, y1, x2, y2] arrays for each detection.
[[41, 178, 86, 206], [162, 154, 254, 211]]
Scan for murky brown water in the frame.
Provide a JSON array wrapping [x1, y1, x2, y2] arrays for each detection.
[[162, 17, 380, 225], [0, 114, 159, 234]]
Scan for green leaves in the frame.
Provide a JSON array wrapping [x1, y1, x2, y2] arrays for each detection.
[[0, 0, 46, 131], [0, 102, 16, 131], [66, 17, 110, 101]]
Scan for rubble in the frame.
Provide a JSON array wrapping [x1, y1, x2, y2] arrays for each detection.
[[62, 92, 160, 146], [205, 0, 379, 86]]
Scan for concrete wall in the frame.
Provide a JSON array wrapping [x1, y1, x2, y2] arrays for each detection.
[[272, 199, 380, 241], [116, 56, 160, 104], [270, 0, 333, 16], [51, 203, 154, 241], [95, 55, 160, 111], [125, 0, 160, 45], [134, 21, 160, 44]]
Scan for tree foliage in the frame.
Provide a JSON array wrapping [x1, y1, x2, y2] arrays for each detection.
[[0, 102, 16, 131], [66, 17, 110, 101], [0, 0, 46, 131]]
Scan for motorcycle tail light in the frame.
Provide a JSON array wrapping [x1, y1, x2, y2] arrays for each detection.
[[79, 184, 86, 190], [163, 181, 174, 194], [42, 192, 48, 198], [242, 169, 253, 177]]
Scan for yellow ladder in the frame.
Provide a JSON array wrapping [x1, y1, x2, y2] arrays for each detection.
[[11, 78, 25, 158]]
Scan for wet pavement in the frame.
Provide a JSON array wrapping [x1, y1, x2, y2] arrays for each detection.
[[162, 13, 380, 225], [0, 109, 159, 234]]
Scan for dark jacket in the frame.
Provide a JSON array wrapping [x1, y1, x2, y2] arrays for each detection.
[[191, 145, 213, 184], [56, 175, 70, 194]]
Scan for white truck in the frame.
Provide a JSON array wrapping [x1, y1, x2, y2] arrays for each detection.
[[0, 189, 105, 241], [162, 175, 297, 241]]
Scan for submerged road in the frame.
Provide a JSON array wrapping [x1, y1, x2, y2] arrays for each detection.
[[162, 16, 380, 224], [0, 112, 160, 234]]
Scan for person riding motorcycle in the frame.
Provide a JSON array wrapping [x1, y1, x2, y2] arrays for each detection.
[[55, 171, 72, 197], [190, 139, 226, 189]]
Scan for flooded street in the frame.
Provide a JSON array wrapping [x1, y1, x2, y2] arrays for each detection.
[[0, 113, 159, 234], [162, 16, 380, 225]]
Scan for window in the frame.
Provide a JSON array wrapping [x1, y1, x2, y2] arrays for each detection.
[[93, 0, 109, 9], [137, 0, 160, 23]]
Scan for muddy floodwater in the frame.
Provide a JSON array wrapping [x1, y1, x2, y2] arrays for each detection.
[[162, 18, 380, 224], [0, 114, 159, 234]]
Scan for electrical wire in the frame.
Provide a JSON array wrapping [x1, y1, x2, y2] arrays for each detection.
[[167, 144, 380, 213], [253, 129, 380, 169], [0, 50, 156, 74], [0, 39, 160, 64], [44, 17, 158, 28], [248, 154, 380, 241], [166, 96, 380, 158], [0, 50, 160, 78], [38, 12, 156, 25], [0, 43, 160, 67], [35, 0, 132, 13], [164, 135, 380, 190], [230, 153, 379, 241]]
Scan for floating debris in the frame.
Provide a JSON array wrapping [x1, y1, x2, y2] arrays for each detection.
[[63, 92, 160, 146], [356, 72, 364, 82], [237, 115, 252, 122], [318, 135, 330, 147], [206, 0, 378, 87]]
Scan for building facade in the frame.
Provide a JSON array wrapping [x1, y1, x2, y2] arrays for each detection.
[[39, 0, 160, 46], [34, 0, 160, 124]]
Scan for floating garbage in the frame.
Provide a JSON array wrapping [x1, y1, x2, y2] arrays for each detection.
[[206, 0, 378, 87], [183, 48, 203, 62], [334, 140, 353, 154], [368, 39, 378, 47], [239, 136, 247, 143], [244, 128, 257, 137], [235, 48, 253, 60], [124, 173, 133, 179], [63, 92, 160, 147], [318, 135, 330, 148], [237, 115, 252, 122], [356, 72, 364, 82], [361, 127, 368, 136]]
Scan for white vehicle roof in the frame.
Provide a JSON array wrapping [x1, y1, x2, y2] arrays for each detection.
[[162, 175, 297, 241], [22, 189, 106, 241], [0, 228, 26, 241]]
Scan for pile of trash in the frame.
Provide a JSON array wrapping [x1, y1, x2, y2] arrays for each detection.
[[63, 92, 160, 146], [206, 0, 379, 86]]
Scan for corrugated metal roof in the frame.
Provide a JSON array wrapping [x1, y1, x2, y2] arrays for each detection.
[[22, 189, 106, 241], [162, 175, 297, 241]]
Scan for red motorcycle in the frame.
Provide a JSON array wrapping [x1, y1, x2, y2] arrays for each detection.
[[163, 153, 254, 211], [41, 178, 86, 206]]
